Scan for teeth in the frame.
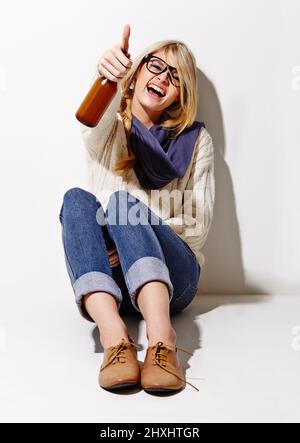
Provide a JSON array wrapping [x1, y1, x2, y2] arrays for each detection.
[[148, 84, 165, 96]]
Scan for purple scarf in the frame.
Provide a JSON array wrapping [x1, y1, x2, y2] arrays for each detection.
[[130, 114, 205, 189]]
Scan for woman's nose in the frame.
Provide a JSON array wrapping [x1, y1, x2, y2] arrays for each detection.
[[156, 70, 170, 83]]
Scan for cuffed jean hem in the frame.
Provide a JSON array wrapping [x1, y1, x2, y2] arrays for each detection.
[[124, 257, 174, 313], [73, 271, 123, 323]]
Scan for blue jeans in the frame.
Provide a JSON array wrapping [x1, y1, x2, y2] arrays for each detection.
[[58, 188, 201, 322]]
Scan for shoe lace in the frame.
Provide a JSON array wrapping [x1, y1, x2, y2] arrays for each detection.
[[152, 341, 199, 392], [100, 337, 141, 372]]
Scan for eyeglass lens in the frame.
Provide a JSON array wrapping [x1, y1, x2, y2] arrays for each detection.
[[148, 57, 180, 86]]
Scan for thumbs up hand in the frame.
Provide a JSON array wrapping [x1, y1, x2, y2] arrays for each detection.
[[97, 24, 133, 82]]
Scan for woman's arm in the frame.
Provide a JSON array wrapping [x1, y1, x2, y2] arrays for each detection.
[[167, 127, 215, 257], [78, 26, 132, 161], [78, 69, 121, 161], [184, 127, 215, 245]]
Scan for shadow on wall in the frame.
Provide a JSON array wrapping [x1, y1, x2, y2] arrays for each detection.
[[88, 69, 275, 389], [196, 68, 266, 296], [89, 69, 272, 359]]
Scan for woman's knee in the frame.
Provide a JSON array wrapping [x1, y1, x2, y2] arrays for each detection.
[[62, 187, 92, 204], [59, 187, 101, 221], [62, 187, 102, 211]]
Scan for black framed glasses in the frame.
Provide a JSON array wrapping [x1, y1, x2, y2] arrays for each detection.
[[143, 53, 180, 87]]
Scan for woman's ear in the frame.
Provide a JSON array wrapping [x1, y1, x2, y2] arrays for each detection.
[[129, 78, 136, 90]]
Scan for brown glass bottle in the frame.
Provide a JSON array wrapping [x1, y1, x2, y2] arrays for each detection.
[[75, 75, 118, 128]]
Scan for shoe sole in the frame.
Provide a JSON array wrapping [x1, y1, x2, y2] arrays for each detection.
[[100, 381, 139, 390], [143, 386, 184, 393]]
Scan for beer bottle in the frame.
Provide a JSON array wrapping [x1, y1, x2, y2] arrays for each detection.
[[75, 50, 130, 127]]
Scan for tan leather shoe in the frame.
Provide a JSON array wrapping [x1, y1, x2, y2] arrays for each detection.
[[99, 335, 141, 390], [141, 341, 199, 392]]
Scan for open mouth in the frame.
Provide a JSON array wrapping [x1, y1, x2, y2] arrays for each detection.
[[146, 85, 166, 99]]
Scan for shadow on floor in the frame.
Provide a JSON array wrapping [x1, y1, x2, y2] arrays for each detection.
[[90, 287, 271, 393]]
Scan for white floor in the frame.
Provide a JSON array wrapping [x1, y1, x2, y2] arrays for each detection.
[[1, 294, 300, 423]]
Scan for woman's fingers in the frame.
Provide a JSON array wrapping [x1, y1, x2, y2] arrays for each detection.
[[108, 246, 117, 255], [109, 252, 118, 261], [98, 55, 131, 82], [97, 64, 122, 82], [109, 254, 120, 267], [102, 49, 130, 77], [108, 248, 120, 267], [113, 45, 132, 68], [98, 58, 124, 81], [111, 253, 119, 261]]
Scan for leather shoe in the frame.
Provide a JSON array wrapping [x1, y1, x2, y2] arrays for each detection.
[[99, 335, 141, 390], [141, 341, 199, 392]]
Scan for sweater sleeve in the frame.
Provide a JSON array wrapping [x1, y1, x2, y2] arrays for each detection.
[[167, 127, 215, 260], [78, 69, 122, 161]]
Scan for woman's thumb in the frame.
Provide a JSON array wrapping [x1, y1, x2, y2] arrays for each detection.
[[121, 23, 131, 54]]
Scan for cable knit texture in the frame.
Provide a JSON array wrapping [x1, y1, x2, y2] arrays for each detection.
[[78, 70, 215, 268]]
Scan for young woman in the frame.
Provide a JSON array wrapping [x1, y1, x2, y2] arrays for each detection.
[[59, 24, 215, 393]]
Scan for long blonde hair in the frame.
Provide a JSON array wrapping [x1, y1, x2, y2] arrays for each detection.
[[114, 39, 198, 176]]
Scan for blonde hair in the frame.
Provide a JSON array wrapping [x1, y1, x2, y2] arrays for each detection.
[[113, 39, 198, 176]]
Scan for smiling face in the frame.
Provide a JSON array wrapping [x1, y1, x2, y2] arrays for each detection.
[[131, 48, 181, 128]]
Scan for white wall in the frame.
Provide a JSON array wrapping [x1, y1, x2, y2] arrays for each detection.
[[0, 0, 299, 304]]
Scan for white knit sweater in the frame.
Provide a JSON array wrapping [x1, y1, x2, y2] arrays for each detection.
[[78, 71, 215, 268]]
